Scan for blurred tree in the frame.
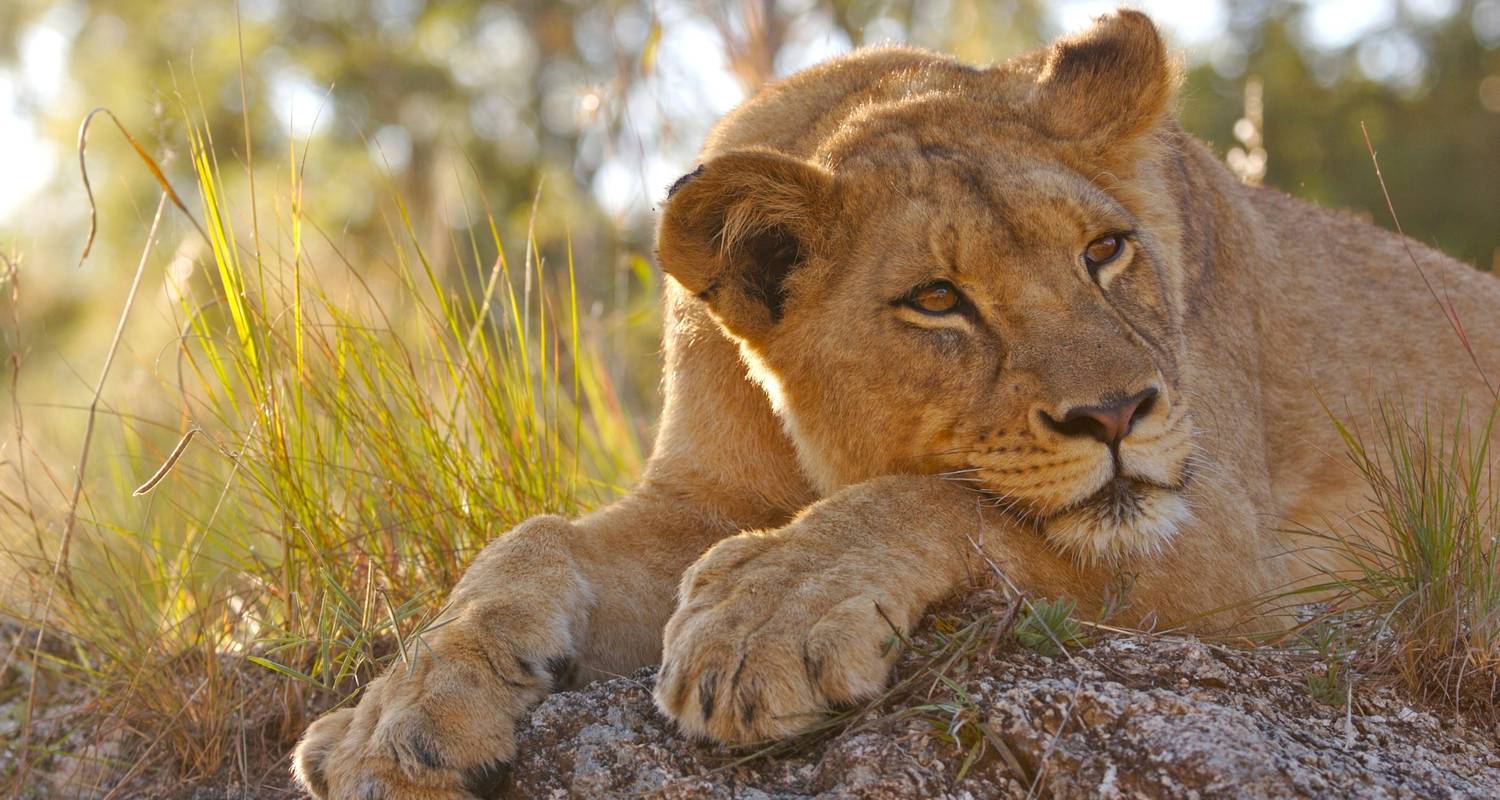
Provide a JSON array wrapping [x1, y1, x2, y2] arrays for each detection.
[[0, 0, 1495, 403], [0, 1, 1055, 285], [1181, 0, 1500, 270]]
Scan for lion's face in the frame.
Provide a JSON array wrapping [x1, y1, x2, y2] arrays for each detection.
[[659, 13, 1197, 562], [775, 149, 1196, 563]]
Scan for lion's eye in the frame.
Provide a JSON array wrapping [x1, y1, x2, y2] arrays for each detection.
[[906, 281, 963, 315], [1083, 234, 1127, 274]]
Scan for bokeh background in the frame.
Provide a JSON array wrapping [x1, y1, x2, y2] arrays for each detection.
[[3, 0, 1499, 435]]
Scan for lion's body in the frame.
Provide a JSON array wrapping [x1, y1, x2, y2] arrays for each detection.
[[295, 15, 1500, 799], [661, 39, 1500, 620]]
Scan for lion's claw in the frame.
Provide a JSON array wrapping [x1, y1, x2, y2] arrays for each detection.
[[654, 530, 906, 745], [462, 760, 512, 799], [292, 517, 592, 800], [293, 654, 532, 799]]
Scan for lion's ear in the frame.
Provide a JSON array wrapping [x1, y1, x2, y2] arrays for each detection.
[[1023, 10, 1179, 164], [657, 149, 835, 342]]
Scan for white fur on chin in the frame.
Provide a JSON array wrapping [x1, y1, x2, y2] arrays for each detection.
[[1043, 486, 1191, 565]]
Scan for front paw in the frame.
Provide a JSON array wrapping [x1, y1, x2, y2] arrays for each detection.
[[295, 657, 519, 799], [293, 638, 581, 800], [653, 530, 907, 745], [294, 517, 589, 799]]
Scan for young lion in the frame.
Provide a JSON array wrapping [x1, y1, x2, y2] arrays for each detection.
[[294, 11, 1500, 799]]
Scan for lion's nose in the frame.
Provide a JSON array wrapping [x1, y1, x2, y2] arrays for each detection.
[[1043, 387, 1158, 446]]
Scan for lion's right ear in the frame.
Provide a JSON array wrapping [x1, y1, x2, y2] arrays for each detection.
[[656, 150, 836, 342]]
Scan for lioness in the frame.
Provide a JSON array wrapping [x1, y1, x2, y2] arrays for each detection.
[[294, 11, 1500, 799]]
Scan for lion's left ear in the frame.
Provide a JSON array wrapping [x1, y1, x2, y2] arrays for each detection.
[[656, 149, 836, 343], [1023, 10, 1179, 165]]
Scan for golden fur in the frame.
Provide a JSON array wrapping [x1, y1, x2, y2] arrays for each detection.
[[293, 12, 1500, 798]]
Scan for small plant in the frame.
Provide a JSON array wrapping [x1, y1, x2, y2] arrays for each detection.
[[922, 699, 989, 781], [1304, 660, 1348, 706], [1013, 597, 1086, 657], [1298, 618, 1354, 706]]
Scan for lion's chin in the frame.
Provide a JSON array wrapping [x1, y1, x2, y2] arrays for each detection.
[[1041, 479, 1191, 565]]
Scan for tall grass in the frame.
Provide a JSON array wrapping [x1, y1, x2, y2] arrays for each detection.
[[0, 106, 643, 794], [1300, 402, 1500, 720]]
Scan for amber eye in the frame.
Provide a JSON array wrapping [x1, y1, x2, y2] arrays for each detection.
[[1083, 234, 1127, 274], [907, 281, 963, 315]]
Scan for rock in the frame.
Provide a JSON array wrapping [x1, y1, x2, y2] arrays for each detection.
[[506, 633, 1500, 799]]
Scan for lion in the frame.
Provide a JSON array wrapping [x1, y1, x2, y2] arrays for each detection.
[[293, 11, 1500, 799]]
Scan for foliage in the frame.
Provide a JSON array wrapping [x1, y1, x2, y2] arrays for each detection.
[[1012, 597, 1087, 658], [0, 100, 642, 791], [1179, 2, 1500, 270], [1297, 401, 1500, 720]]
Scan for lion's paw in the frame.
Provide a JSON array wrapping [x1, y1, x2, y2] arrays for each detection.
[[294, 517, 590, 799], [293, 645, 575, 800], [653, 530, 905, 745]]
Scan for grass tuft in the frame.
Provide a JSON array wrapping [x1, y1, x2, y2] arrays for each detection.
[[1297, 401, 1500, 721], [1, 100, 642, 795]]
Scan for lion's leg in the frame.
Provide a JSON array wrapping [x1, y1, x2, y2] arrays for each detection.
[[293, 289, 816, 800], [654, 475, 1002, 744]]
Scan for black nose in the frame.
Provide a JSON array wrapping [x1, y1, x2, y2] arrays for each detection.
[[1044, 387, 1158, 446]]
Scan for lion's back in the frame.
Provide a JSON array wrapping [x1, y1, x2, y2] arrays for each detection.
[[1251, 185, 1500, 392], [1234, 183, 1500, 542]]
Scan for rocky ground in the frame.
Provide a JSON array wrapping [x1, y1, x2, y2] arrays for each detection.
[[507, 624, 1500, 799], [10, 608, 1500, 798]]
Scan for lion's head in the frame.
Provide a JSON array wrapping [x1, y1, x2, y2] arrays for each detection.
[[657, 12, 1200, 564]]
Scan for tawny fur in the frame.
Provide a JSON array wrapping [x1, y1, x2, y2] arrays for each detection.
[[293, 12, 1500, 799]]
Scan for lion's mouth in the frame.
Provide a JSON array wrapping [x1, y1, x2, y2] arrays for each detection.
[[1079, 476, 1152, 520], [1046, 469, 1194, 562], [1073, 467, 1188, 519], [981, 462, 1191, 524], [975, 462, 1193, 563]]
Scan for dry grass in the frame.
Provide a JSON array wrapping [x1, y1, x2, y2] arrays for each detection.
[[0, 100, 643, 795], [1295, 403, 1500, 721]]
